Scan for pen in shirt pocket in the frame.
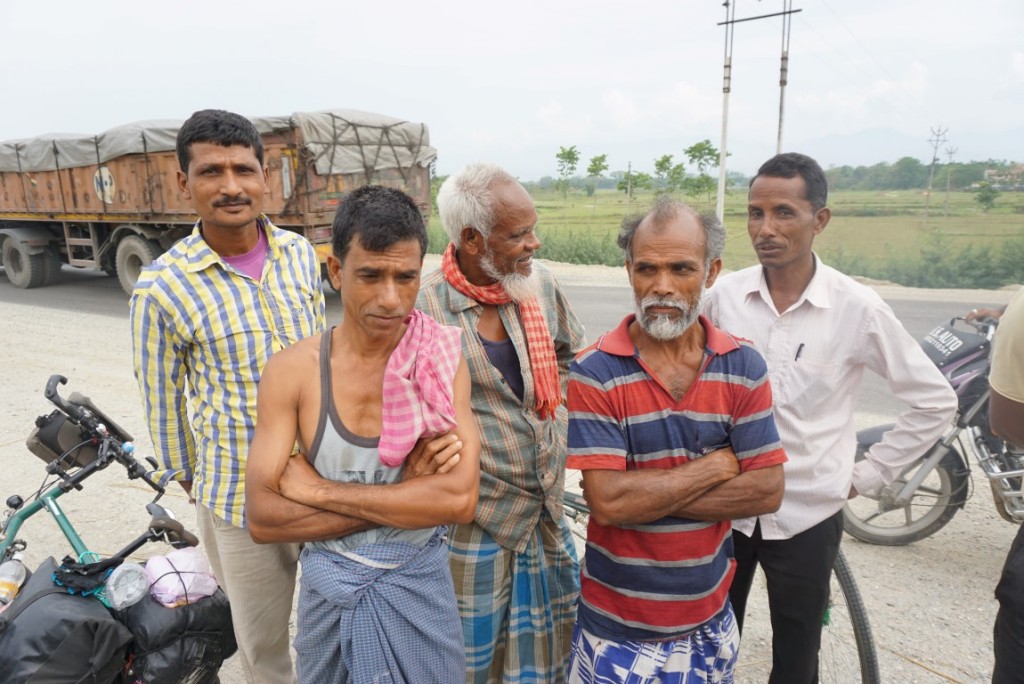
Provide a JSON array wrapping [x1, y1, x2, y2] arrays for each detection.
[[794, 343, 805, 361]]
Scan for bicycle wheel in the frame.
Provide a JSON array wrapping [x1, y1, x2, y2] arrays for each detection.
[[843, 443, 968, 545], [819, 549, 881, 684]]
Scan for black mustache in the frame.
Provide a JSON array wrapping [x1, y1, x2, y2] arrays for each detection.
[[213, 196, 252, 207]]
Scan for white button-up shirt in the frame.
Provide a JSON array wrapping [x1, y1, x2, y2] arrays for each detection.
[[704, 256, 957, 539]]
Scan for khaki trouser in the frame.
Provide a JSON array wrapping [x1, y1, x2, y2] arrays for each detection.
[[195, 505, 299, 684]]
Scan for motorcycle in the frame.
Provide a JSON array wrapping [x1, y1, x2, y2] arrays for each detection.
[[843, 316, 1024, 545]]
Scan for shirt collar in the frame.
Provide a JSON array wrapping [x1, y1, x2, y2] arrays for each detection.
[[750, 252, 832, 312], [183, 214, 279, 273], [597, 313, 740, 358]]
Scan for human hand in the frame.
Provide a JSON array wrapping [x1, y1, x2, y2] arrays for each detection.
[[402, 432, 463, 480], [966, 307, 1004, 323], [177, 479, 196, 504], [703, 446, 741, 481], [848, 484, 858, 499], [279, 452, 325, 503]]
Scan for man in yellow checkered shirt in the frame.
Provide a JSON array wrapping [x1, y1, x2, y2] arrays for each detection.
[[130, 109, 325, 683]]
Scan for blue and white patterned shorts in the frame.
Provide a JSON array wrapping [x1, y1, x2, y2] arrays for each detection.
[[567, 605, 739, 684]]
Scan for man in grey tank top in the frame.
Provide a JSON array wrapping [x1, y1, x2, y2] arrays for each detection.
[[245, 185, 481, 683]]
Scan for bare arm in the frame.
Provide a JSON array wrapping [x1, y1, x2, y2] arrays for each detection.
[[674, 463, 784, 521], [279, 358, 481, 530], [581, 449, 739, 527], [246, 348, 382, 543]]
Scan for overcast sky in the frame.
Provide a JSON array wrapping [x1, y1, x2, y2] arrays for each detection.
[[3, 0, 1021, 179]]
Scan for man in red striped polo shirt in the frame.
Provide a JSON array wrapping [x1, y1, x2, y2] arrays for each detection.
[[566, 197, 787, 683]]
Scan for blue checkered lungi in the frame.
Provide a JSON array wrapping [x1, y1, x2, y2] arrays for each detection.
[[448, 514, 580, 683], [566, 605, 739, 684], [294, 529, 465, 683]]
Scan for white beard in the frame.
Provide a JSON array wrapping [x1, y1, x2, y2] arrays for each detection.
[[480, 250, 540, 302], [635, 287, 704, 341]]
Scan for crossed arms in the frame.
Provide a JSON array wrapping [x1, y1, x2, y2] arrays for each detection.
[[581, 450, 784, 527], [246, 350, 481, 544]]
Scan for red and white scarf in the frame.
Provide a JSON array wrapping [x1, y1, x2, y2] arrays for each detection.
[[441, 243, 561, 420]]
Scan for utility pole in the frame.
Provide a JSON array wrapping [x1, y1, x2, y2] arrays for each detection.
[[777, 0, 794, 154], [715, 2, 802, 221], [943, 146, 957, 216], [924, 126, 948, 221], [715, 1, 737, 222]]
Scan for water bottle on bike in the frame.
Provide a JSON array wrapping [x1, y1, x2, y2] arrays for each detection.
[[0, 552, 27, 608]]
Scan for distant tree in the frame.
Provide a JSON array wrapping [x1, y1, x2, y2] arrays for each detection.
[[975, 182, 999, 212], [587, 154, 609, 179], [555, 145, 581, 204], [586, 154, 609, 201], [891, 156, 928, 189], [654, 154, 674, 184], [682, 139, 720, 208], [616, 169, 652, 199], [653, 154, 685, 195], [430, 173, 448, 214]]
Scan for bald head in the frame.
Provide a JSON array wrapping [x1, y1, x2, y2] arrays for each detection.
[[617, 196, 725, 268]]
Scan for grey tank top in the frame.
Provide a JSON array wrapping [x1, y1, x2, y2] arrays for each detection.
[[306, 328, 436, 555]]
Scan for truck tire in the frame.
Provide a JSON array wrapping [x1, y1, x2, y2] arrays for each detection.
[[39, 249, 63, 287], [1, 238, 49, 289], [116, 236, 162, 295]]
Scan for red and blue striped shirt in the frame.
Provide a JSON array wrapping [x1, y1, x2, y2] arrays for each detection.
[[567, 314, 786, 641]]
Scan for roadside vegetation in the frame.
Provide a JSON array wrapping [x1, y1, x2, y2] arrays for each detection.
[[427, 157, 1024, 289]]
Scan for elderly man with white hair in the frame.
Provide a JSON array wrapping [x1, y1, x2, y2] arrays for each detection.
[[416, 163, 585, 683]]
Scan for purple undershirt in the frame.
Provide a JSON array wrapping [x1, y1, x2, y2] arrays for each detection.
[[222, 227, 268, 281]]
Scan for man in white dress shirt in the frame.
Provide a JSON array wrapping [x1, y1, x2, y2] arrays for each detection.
[[704, 152, 957, 683]]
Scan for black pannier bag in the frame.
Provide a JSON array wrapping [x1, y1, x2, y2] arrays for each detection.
[[0, 556, 133, 683], [115, 588, 237, 684]]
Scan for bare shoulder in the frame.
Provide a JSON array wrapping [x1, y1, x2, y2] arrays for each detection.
[[264, 332, 324, 378]]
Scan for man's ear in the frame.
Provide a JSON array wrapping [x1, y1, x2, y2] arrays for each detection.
[[460, 227, 482, 256], [177, 169, 190, 199], [704, 257, 723, 288], [261, 165, 270, 196], [327, 254, 343, 291], [814, 206, 831, 235]]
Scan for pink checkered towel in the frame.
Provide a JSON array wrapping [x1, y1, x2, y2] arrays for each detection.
[[379, 309, 463, 467]]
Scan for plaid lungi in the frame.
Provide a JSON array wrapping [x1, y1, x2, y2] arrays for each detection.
[[448, 513, 580, 683], [566, 605, 739, 684], [294, 529, 465, 683]]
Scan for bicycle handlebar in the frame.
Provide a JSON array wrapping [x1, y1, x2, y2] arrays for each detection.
[[43, 374, 165, 497], [44, 375, 83, 422]]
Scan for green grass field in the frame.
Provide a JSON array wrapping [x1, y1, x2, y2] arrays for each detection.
[[428, 187, 1024, 288]]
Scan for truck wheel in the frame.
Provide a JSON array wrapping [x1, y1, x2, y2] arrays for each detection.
[[1, 238, 49, 289], [39, 249, 62, 287], [116, 236, 162, 295]]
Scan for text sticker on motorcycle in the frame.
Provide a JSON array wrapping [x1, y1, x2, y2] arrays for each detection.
[[924, 326, 964, 358]]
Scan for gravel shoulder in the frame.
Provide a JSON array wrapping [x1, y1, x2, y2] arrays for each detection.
[[1, 262, 1019, 683]]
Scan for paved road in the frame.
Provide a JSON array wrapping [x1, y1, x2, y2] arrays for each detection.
[[0, 266, 979, 425], [1, 265, 1012, 683]]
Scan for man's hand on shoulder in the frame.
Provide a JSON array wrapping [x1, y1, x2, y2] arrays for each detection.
[[402, 432, 464, 480]]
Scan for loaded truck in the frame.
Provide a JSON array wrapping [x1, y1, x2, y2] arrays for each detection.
[[0, 110, 436, 294]]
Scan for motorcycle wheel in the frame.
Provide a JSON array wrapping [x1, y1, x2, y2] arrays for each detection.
[[843, 442, 969, 546]]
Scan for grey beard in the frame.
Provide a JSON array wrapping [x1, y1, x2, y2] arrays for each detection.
[[480, 250, 540, 302], [635, 290, 703, 341]]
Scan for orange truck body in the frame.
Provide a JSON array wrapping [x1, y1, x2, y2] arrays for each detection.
[[0, 110, 436, 293]]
